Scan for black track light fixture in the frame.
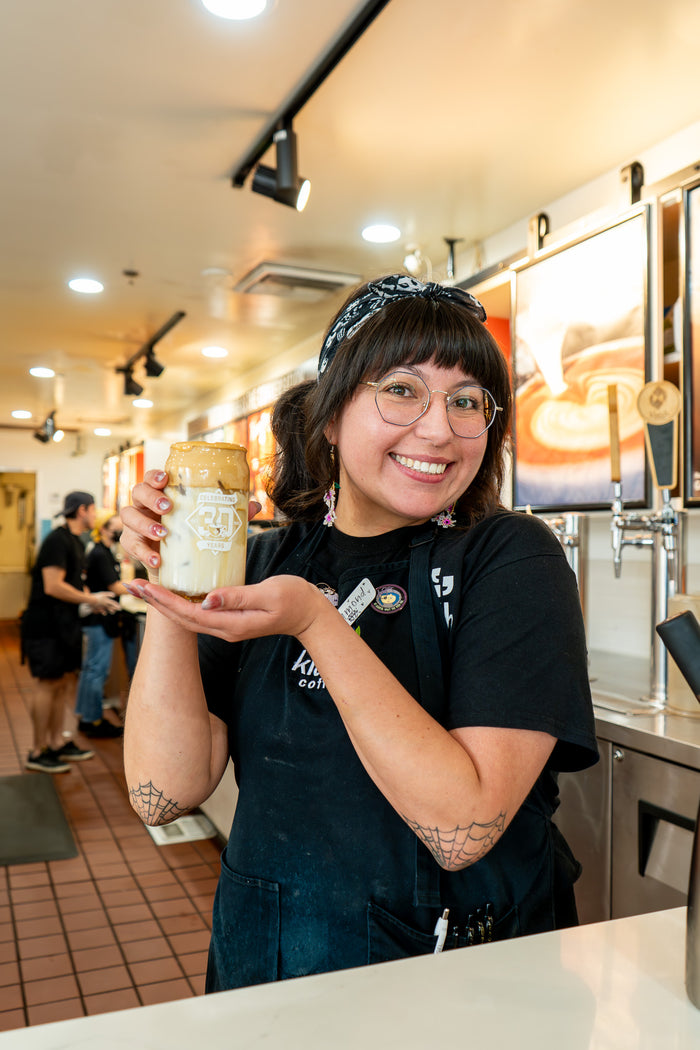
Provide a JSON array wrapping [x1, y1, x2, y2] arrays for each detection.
[[115, 310, 185, 396], [251, 125, 310, 211], [119, 367, 144, 398], [33, 410, 56, 443], [144, 349, 165, 378]]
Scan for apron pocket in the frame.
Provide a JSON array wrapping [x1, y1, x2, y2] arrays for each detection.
[[206, 856, 280, 991], [367, 901, 439, 965]]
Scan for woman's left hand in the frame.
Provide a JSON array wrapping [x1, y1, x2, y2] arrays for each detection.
[[126, 574, 326, 643]]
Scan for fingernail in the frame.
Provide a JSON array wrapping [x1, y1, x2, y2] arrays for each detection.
[[127, 582, 147, 598], [151, 523, 167, 537], [201, 594, 222, 611], [157, 499, 170, 512], [154, 471, 167, 482], [149, 555, 159, 568]]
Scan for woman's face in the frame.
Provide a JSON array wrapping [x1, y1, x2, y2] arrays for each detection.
[[326, 359, 489, 536]]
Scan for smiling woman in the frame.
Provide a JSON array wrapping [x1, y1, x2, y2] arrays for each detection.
[[118, 274, 597, 994]]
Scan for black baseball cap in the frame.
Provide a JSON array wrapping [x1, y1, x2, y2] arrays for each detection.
[[60, 491, 95, 517]]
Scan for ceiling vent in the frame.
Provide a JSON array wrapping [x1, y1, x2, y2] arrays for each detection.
[[234, 262, 360, 303]]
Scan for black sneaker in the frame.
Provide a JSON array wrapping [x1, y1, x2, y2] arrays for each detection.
[[53, 741, 94, 762], [26, 750, 71, 774], [78, 719, 124, 739]]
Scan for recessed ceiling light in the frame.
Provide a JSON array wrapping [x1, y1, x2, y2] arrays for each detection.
[[362, 224, 401, 244], [202, 345, 229, 358], [201, 0, 267, 19], [94, 427, 112, 437], [68, 277, 104, 294], [132, 398, 153, 408], [12, 410, 32, 419], [29, 366, 55, 378]]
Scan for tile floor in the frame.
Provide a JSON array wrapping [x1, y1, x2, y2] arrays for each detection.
[[0, 619, 223, 1032]]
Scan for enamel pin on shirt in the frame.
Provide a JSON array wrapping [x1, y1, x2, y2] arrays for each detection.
[[371, 584, 408, 614]]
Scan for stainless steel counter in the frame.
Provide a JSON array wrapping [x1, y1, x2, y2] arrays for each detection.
[[589, 648, 700, 770]]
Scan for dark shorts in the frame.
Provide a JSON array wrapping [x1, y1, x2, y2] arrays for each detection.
[[23, 636, 82, 680]]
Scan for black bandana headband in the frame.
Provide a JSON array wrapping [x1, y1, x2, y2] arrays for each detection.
[[317, 274, 487, 379]]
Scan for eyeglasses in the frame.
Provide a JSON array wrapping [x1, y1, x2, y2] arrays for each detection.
[[363, 370, 502, 438]]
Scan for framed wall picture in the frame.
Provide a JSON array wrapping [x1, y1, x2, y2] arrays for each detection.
[[513, 208, 650, 511], [683, 179, 700, 504]]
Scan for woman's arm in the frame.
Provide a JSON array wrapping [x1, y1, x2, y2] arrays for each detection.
[[123, 604, 230, 825], [130, 574, 554, 869], [119, 471, 230, 825], [42, 566, 119, 613]]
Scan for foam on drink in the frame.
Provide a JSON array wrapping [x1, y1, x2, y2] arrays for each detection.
[[159, 441, 250, 601]]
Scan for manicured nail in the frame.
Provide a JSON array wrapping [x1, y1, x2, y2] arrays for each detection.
[[127, 582, 147, 598], [149, 555, 159, 568], [201, 594, 222, 611], [154, 471, 167, 482], [151, 523, 167, 537], [157, 498, 170, 512]]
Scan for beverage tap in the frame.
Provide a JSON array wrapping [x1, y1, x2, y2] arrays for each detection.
[[608, 380, 686, 704]]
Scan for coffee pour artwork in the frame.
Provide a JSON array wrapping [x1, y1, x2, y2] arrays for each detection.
[[513, 211, 648, 510]]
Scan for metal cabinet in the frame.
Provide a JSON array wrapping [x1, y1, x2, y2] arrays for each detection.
[[555, 740, 699, 924]]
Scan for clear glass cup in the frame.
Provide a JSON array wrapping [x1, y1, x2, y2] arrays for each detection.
[[158, 441, 250, 600]]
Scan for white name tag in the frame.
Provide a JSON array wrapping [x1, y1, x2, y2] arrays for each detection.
[[338, 577, 376, 626]]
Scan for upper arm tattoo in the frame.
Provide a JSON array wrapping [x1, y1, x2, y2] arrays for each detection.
[[402, 811, 507, 870], [128, 781, 190, 826]]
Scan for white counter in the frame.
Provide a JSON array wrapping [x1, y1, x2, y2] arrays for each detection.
[[4, 908, 699, 1048]]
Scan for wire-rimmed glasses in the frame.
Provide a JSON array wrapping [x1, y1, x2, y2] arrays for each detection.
[[363, 369, 502, 439]]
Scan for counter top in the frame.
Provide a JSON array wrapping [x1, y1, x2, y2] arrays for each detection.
[[3, 908, 698, 1048], [589, 649, 700, 769]]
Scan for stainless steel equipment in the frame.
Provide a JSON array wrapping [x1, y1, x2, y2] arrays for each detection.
[[608, 379, 686, 705], [539, 513, 587, 624]]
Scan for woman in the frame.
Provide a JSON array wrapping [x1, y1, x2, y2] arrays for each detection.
[[74, 510, 128, 738], [120, 275, 597, 991]]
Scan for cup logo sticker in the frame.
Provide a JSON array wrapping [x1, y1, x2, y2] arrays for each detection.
[[186, 492, 243, 553]]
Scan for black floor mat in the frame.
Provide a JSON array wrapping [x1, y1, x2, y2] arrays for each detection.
[[0, 773, 77, 865]]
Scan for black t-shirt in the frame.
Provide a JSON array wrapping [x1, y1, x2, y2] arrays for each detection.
[[82, 541, 121, 630], [198, 511, 598, 986], [23, 525, 86, 639]]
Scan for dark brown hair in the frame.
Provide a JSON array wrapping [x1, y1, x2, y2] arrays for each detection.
[[267, 281, 512, 527]]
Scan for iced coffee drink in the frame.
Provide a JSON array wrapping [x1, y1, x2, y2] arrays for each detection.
[[159, 441, 250, 601]]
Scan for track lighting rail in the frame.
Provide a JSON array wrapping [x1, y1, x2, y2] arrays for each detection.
[[231, 0, 391, 188]]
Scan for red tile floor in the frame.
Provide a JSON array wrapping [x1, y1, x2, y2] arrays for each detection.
[[0, 619, 223, 1032]]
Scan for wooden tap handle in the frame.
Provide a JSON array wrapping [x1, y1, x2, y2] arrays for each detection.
[[608, 384, 621, 483]]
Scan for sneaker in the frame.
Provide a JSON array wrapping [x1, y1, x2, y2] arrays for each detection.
[[53, 741, 94, 762], [78, 719, 124, 739], [25, 750, 71, 774]]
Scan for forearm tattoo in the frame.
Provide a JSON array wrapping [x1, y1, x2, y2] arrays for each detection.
[[128, 781, 189, 826], [402, 812, 507, 869]]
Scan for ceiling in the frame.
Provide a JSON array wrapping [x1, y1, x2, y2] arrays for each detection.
[[3, 0, 700, 448]]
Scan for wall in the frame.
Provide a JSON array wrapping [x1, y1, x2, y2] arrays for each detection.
[[0, 429, 113, 618]]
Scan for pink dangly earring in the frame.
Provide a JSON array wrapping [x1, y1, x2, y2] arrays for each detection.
[[322, 445, 338, 526], [323, 485, 337, 526], [432, 504, 455, 528]]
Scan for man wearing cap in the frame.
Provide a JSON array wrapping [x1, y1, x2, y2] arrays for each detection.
[[21, 491, 119, 773]]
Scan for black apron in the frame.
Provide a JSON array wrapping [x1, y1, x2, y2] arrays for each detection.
[[205, 523, 580, 991]]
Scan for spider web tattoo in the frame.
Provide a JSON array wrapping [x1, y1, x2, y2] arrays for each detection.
[[402, 812, 507, 869], [128, 781, 189, 826]]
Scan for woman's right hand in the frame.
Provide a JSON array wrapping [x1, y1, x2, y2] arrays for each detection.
[[119, 469, 171, 579]]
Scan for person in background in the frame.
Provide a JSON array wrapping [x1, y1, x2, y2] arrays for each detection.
[[74, 510, 128, 738], [120, 275, 598, 991], [21, 491, 119, 773]]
